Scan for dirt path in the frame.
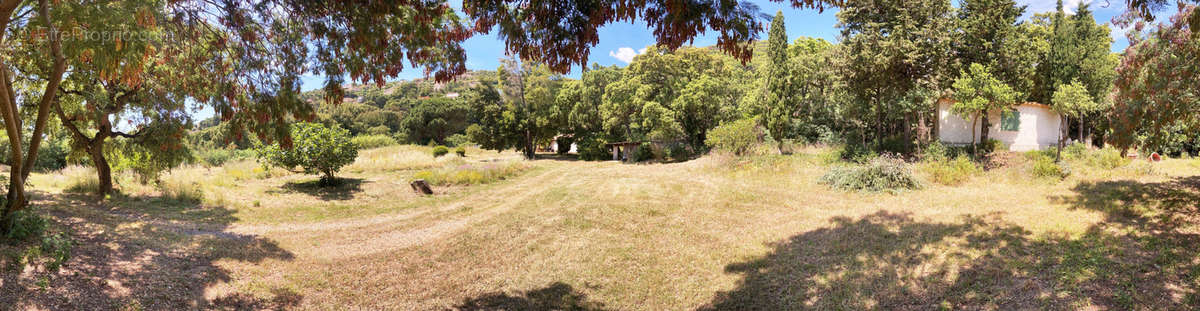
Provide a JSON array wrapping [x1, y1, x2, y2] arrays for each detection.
[[239, 161, 588, 260]]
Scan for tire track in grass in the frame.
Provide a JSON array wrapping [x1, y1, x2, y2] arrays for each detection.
[[286, 162, 578, 260]]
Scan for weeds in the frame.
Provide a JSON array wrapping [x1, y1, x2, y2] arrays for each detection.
[[923, 156, 980, 186], [820, 156, 921, 193], [413, 162, 529, 186]]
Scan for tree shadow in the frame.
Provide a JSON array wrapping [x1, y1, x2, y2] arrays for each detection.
[[1051, 176, 1200, 232], [0, 190, 300, 310], [452, 282, 609, 311], [703, 206, 1200, 310], [276, 177, 368, 201]]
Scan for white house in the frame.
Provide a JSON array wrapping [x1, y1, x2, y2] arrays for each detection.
[[937, 99, 1061, 151]]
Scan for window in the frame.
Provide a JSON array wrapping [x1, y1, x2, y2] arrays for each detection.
[[1000, 109, 1020, 131]]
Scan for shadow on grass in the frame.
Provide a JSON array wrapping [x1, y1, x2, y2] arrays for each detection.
[[703, 180, 1200, 311], [453, 282, 609, 311], [0, 191, 300, 310], [276, 177, 368, 201]]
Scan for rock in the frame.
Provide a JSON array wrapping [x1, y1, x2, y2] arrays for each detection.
[[410, 179, 433, 195]]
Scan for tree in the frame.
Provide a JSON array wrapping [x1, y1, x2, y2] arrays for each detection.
[[469, 57, 563, 159], [462, 0, 837, 72], [956, 0, 1036, 100], [838, 0, 955, 149], [400, 98, 472, 145], [763, 11, 792, 153], [1120, 0, 1200, 39], [256, 123, 358, 185], [1110, 5, 1200, 154], [1051, 81, 1094, 161], [951, 63, 1019, 154]]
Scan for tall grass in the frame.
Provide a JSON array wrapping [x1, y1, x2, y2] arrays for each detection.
[[57, 166, 100, 194], [820, 156, 921, 193], [412, 162, 529, 186]]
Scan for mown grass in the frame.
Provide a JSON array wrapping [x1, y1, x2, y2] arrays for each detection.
[[11, 145, 1200, 310]]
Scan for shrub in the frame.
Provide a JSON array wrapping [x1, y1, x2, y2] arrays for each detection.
[[666, 143, 692, 161], [555, 136, 575, 155], [706, 119, 760, 156], [577, 136, 610, 161], [634, 142, 655, 162], [432, 146, 450, 157], [455, 146, 466, 157], [924, 156, 980, 186], [923, 141, 950, 162], [366, 125, 392, 136], [838, 144, 878, 163], [1031, 155, 1070, 179], [256, 122, 358, 185], [446, 134, 471, 147], [1078, 147, 1128, 170], [351, 134, 398, 149], [820, 156, 922, 193], [5, 210, 47, 242], [33, 138, 70, 172]]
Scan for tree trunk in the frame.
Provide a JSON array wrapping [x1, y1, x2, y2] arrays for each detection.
[[1078, 116, 1085, 144], [1056, 116, 1066, 162], [523, 129, 535, 160], [971, 114, 979, 155], [88, 141, 114, 196], [979, 113, 992, 151]]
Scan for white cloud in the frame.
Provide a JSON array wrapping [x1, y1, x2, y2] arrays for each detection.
[[609, 47, 646, 64], [1020, 0, 1105, 15]]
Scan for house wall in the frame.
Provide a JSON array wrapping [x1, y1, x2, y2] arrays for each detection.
[[938, 101, 1061, 151]]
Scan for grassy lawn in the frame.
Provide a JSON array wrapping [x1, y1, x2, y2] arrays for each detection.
[[4, 145, 1200, 310]]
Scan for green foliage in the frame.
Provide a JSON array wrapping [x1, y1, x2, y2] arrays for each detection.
[[1029, 152, 1071, 179], [194, 148, 254, 167], [455, 146, 466, 157], [820, 156, 922, 193], [446, 134, 471, 148], [4, 210, 47, 242], [951, 63, 1020, 145], [256, 123, 358, 184], [350, 135, 399, 150], [763, 11, 793, 151], [924, 156, 981, 186], [705, 119, 760, 156], [666, 143, 693, 161], [1051, 80, 1098, 118], [634, 142, 655, 162], [432, 146, 450, 158], [401, 97, 472, 145], [576, 136, 611, 161]]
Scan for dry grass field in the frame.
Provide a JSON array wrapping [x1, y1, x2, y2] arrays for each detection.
[[3, 145, 1200, 310]]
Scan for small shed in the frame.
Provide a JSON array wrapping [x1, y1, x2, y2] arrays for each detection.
[[937, 99, 1062, 151], [605, 141, 643, 162]]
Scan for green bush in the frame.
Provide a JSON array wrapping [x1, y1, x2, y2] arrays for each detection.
[[838, 144, 878, 163], [432, 146, 450, 157], [256, 123, 358, 184], [1031, 155, 1070, 179], [5, 210, 47, 242], [923, 141, 950, 162], [455, 146, 466, 157], [577, 136, 610, 161], [666, 143, 692, 161], [351, 134, 398, 149], [555, 136, 575, 155], [924, 156, 980, 186], [633, 142, 655, 162], [446, 134, 471, 147], [820, 156, 922, 193], [194, 148, 255, 167], [33, 138, 70, 172], [706, 119, 760, 156]]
